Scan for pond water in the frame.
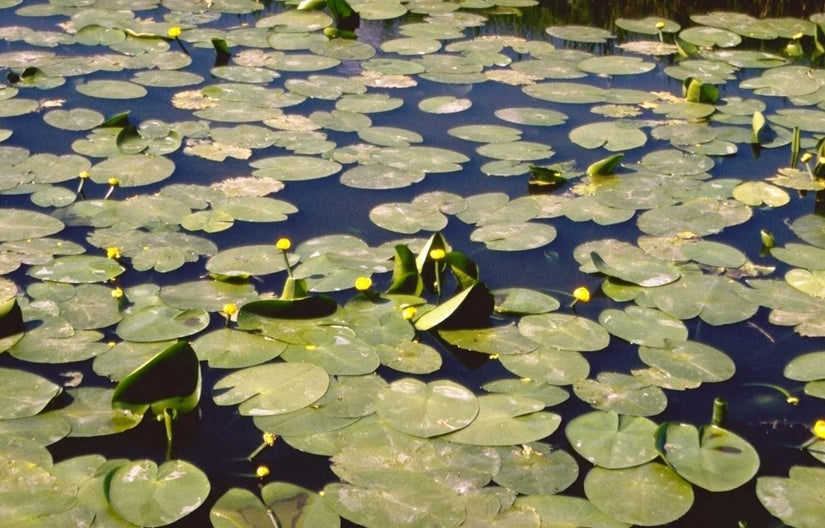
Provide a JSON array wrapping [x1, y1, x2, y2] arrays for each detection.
[[2, 1, 825, 527]]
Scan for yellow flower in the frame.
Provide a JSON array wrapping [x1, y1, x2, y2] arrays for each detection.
[[222, 303, 238, 316], [655, 21, 666, 29], [760, 229, 775, 249], [167, 26, 182, 38], [262, 432, 277, 446], [801, 152, 813, 163], [255, 465, 270, 478], [78, 170, 89, 179], [401, 306, 417, 321], [813, 419, 825, 440], [429, 248, 446, 260], [276, 238, 291, 251], [354, 276, 372, 291], [111, 287, 124, 300], [106, 247, 121, 259], [573, 287, 591, 303], [108, 177, 120, 187]]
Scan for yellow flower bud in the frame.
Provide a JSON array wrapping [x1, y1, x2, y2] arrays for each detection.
[[111, 287, 124, 299], [255, 465, 270, 478], [262, 432, 277, 446], [655, 21, 666, 29], [760, 229, 775, 249], [79, 170, 89, 179], [401, 306, 417, 321], [106, 247, 121, 259], [801, 152, 813, 163], [429, 248, 446, 260], [354, 276, 372, 291], [813, 419, 825, 440], [108, 177, 120, 187], [222, 303, 238, 316], [573, 287, 591, 303], [276, 238, 291, 251], [167, 26, 182, 38]]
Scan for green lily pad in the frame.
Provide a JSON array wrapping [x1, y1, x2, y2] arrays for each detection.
[[599, 306, 688, 347], [785, 269, 825, 298], [0, 209, 64, 242], [59, 387, 143, 437], [494, 107, 568, 127], [545, 25, 615, 44], [659, 422, 759, 491], [519, 313, 611, 352], [584, 463, 694, 526], [493, 287, 560, 315], [784, 351, 825, 381], [116, 303, 209, 342], [523, 82, 607, 104], [481, 379, 569, 407], [679, 26, 741, 47], [193, 328, 285, 369], [515, 494, 631, 528], [574, 239, 680, 287], [112, 340, 201, 421], [439, 324, 538, 355], [375, 378, 478, 438], [578, 56, 655, 76], [637, 197, 752, 237], [279, 327, 380, 376], [493, 443, 578, 495], [788, 215, 825, 251], [574, 372, 668, 416], [499, 346, 590, 386], [251, 155, 341, 181], [27, 255, 124, 284], [108, 459, 210, 527], [443, 394, 561, 446], [418, 96, 471, 114], [76, 79, 148, 99], [570, 121, 648, 151], [638, 340, 735, 383], [205, 244, 299, 277], [212, 362, 329, 416], [375, 341, 443, 374], [369, 201, 448, 234], [565, 410, 659, 469], [757, 466, 825, 528], [324, 469, 465, 528], [0, 367, 61, 419]]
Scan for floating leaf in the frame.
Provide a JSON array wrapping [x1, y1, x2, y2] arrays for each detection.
[[0, 367, 60, 419], [439, 324, 538, 356], [213, 362, 329, 416], [659, 422, 759, 492], [574, 372, 668, 416], [493, 443, 578, 495], [108, 459, 210, 527], [518, 313, 610, 352], [443, 394, 561, 446], [757, 466, 825, 528], [0, 209, 64, 242], [584, 463, 694, 526], [116, 304, 209, 342], [565, 410, 659, 469], [375, 378, 478, 438], [599, 306, 688, 347]]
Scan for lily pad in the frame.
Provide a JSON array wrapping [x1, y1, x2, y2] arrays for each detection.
[[375, 378, 478, 438], [0, 367, 61, 419], [493, 443, 578, 495], [599, 306, 688, 347], [518, 313, 611, 352], [443, 394, 561, 446], [584, 463, 694, 526], [212, 362, 329, 416], [108, 459, 210, 527], [659, 422, 759, 491], [757, 466, 825, 528], [565, 410, 659, 469], [573, 372, 668, 416]]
